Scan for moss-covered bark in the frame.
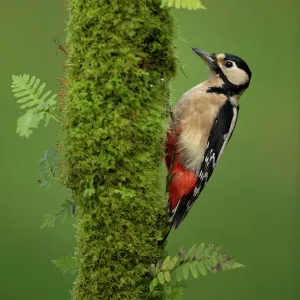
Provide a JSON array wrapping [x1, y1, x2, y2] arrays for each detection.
[[65, 0, 176, 299]]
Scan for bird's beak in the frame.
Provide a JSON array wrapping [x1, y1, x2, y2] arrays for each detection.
[[192, 48, 217, 72]]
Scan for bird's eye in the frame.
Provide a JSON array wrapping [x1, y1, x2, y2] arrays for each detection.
[[225, 61, 233, 68]]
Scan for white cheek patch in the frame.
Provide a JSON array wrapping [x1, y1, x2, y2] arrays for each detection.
[[218, 62, 249, 86], [225, 68, 249, 85]]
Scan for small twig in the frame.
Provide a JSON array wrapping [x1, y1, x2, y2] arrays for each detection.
[[177, 59, 188, 79], [53, 37, 68, 56]]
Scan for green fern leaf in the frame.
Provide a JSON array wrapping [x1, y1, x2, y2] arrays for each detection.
[[164, 271, 172, 282], [169, 256, 179, 269], [204, 259, 214, 273], [161, 0, 206, 10], [204, 243, 215, 256], [161, 0, 168, 7], [12, 74, 56, 110], [61, 191, 76, 217], [182, 261, 190, 279], [176, 267, 183, 282], [149, 243, 244, 291], [167, 0, 175, 7], [195, 243, 205, 258], [189, 261, 199, 278], [187, 244, 197, 258], [40, 210, 58, 229], [16, 109, 44, 138], [149, 277, 158, 292], [167, 286, 183, 300], [12, 74, 57, 138], [162, 256, 171, 270], [61, 199, 73, 216], [52, 255, 77, 276], [38, 148, 58, 188], [40, 189, 76, 229], [175, 0, 181, 9], [44, 113, 51, 127], [40, 205, 74, 230], [197, 261, 207, 276], [157, 272, 165, 284], [232, 262, 245, 269]]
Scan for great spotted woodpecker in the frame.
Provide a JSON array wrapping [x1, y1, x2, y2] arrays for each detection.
[[165, 48, 252, 232]]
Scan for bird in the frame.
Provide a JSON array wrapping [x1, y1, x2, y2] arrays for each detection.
[[165, 48, 252, 234]]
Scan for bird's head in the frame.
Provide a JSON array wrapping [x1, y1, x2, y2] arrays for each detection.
[[192, 48, 251, 97]]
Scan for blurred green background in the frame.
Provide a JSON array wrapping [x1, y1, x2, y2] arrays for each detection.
[[0, 0, 299, 299]]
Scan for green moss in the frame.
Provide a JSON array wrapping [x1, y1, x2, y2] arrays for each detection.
[[65, 0, 176, 299]]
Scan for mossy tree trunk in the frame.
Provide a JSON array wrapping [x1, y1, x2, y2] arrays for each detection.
[[65, 0, 176, 299]]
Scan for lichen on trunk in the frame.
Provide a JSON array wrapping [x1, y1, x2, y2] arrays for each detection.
[[65, 0, 176, 299]]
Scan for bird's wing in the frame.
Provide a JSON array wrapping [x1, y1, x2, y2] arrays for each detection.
[[171, 100, 239, 228]]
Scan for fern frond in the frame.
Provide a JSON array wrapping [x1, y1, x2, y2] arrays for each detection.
[[40, 190, 76, 229], [165, 286, 183, 300], [52, 255, 77, 276], [149, 243, 244, 291], [38, 148, 59, 189], [16, 109, 44, 138], [40, 210, 59, 229], [61, 191, 76, 217], [161, 0, 206, 10], [12, 74, 57, 110], [12, 74, 57, 138], [40, 209, 68, 229]]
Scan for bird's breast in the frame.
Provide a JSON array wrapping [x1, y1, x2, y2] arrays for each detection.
[[171, 87, 227, 171]]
